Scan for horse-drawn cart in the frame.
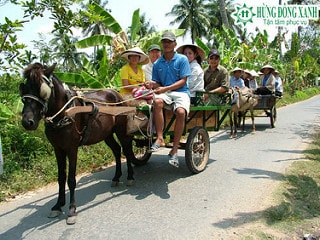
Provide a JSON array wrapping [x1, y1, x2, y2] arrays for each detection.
[[252, 94, 281, 128], [131, 92, 231, 174], [20, 63, 233, 223]]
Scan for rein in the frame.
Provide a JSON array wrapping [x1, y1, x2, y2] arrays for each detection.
[[45, 89, 155, 123], [22, 73, 155, 124]]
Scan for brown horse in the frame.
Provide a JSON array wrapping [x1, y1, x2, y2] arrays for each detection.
[[229, 87, 257, 138], [20, 63, 136, 224]]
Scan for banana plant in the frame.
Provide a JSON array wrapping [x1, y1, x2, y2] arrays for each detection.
[[57, 2, 185, 89]]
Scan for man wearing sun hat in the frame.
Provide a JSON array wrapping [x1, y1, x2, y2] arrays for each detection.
[[143, 44, 161, 81], [230, 67, 245, 88], [144, 31, 191, 168], [119, 46, 149, 95]]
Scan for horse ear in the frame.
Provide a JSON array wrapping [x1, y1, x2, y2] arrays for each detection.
[[44, 63, 57, 77]]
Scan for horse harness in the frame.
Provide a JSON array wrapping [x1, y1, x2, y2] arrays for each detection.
[[22, 73, 101, 146]]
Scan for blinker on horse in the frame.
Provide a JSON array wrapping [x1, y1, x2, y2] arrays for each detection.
[[20, 63, 136, 224]]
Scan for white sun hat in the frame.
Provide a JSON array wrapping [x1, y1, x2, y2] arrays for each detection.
[[250, 70, 259, 77], [120, 47, 149, 65]]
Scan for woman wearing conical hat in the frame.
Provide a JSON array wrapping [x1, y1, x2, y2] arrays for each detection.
[[177, 44, 205, 105], [256, 64, 276, 95], [119, 46, 149, 95]]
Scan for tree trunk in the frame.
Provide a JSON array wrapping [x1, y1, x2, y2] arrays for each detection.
[[218, 0, 230, 28]]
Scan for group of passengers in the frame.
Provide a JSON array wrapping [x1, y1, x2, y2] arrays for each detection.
[[118, 32, 283, 168]]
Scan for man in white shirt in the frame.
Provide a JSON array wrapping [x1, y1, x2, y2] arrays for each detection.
[[143, 44, 161, 81]]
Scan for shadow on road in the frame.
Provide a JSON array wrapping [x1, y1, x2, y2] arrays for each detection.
[[0, 152, 203, 239]]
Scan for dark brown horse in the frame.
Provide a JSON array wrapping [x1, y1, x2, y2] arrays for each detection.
[[20, 63, 136, 224]]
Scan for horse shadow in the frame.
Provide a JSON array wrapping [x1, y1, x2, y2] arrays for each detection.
[[209, 122, 272, 142], [0, 151, 209, 239]]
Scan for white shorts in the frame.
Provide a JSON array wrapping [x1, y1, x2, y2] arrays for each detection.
[[154, 91, 190, 115]]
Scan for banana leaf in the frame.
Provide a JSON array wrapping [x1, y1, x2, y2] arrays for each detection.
[[55, 72, 86, 85], [75, 35, 113, 49], [81, 71, 105, 88], [91, 3, 122, 34]]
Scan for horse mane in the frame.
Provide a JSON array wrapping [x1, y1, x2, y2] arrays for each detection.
[[23, 63, 44, 84]]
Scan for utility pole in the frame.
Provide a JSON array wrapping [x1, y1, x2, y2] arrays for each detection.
[[278, 0, 283, 59]]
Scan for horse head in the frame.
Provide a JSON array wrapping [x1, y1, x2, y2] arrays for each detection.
[[20, 63, 56, 130]]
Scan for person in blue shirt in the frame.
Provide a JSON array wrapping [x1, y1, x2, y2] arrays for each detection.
[[273, 70, 283, 97], [230, 67, 245, 89], [144, 32, 191, 167]]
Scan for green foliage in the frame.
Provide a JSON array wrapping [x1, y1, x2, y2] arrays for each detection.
[[0, 18, 27, 72]]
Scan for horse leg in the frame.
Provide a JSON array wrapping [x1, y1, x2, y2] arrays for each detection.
[[234, 111, 238, 137], [48, 149, 67, 218], [250, 108, 256, 133], [116, 133, 135, 186], [229, 111, 234, 138], [105, 134, 122, 187], [241, 111, 246, 132], [66, 148, 78, 225]]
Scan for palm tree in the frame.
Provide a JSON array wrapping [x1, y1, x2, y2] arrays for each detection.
[[218, 0, 230, 28], [80, 0, 110, 59], [139, 13, 157, 36], [50, 31, 87, 72], [206, 0, 236, 31], [81, 0, 110, 37], [166, 0, 210, 43], [205, 0, 240, 46]]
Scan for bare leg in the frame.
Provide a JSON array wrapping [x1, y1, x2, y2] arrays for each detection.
[[169, 107, 186, 156], [153, 98, 165, 146]]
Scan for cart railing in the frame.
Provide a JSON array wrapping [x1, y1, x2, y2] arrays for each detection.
[[135, 91, 232, 137]]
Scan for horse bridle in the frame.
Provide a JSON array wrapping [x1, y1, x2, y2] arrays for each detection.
[[21, 75, 54, 117]]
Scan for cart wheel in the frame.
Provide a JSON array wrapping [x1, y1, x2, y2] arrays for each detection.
[[270, 106, 277, 128], [185, 126, 210, 174], [131, 136, 152, 166]]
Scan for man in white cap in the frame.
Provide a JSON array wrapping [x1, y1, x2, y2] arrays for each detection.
[[145, 31, 191, 168]]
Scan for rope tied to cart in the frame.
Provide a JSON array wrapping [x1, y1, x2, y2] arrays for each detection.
[[45, 86, 156, 125]]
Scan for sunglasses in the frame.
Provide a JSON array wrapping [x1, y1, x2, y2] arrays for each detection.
[[209, 55, 219, 60]]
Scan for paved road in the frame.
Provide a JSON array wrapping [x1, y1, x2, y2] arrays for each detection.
[[0, 96, 319, 240]]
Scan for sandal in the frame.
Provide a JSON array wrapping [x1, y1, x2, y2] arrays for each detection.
[[168, 154, 179, 168], [148, 143, 163, 153]]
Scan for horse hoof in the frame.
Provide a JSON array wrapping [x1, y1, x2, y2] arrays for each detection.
[[48, 210, 62, 218], [66, 215, 77, 225], [111, 181, 119, 187], [126, 180, 134, 186]]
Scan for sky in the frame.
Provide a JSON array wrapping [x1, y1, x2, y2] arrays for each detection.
[[0, 0, 306, 55]]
